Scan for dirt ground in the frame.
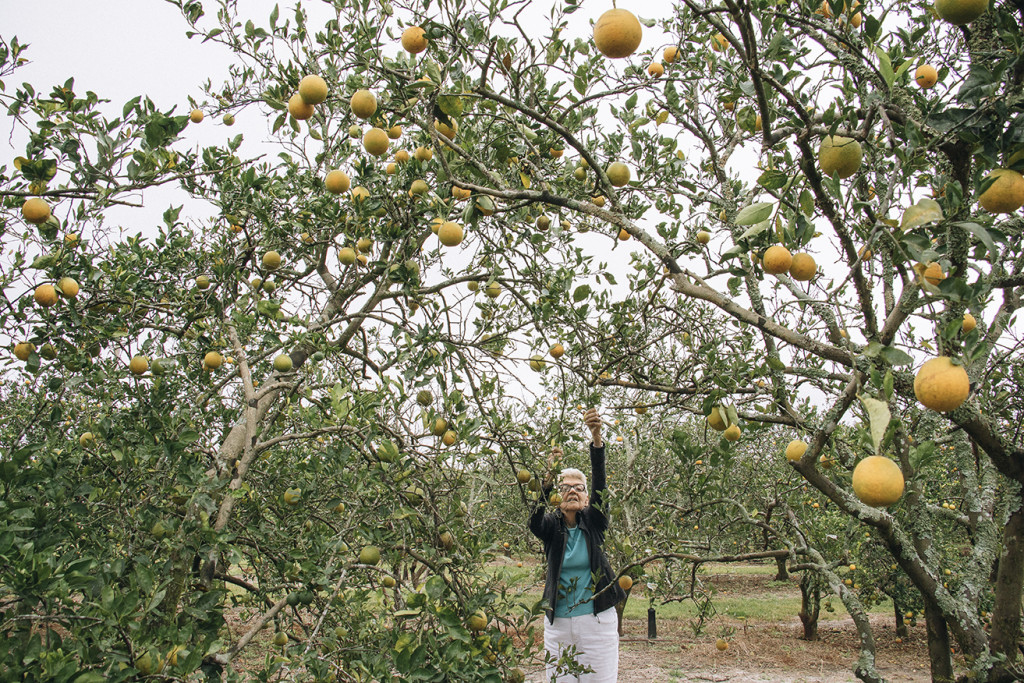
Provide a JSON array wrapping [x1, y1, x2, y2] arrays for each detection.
[[522, 567, 936, 683], [525, 614, 934, 682]]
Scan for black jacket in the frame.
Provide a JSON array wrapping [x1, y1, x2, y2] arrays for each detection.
[[529, 443, 626, 624]]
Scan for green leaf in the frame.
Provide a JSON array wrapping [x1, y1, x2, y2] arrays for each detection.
[[572, 284, 591, 302], [734, 202, 773, 226], [858, 395, 890, 455], [757, 170, 789, 190], [879, 346, 913, 366], [900, 198, 944, 231], [799, 189, 815, 216], [953, 221, 996, 260], [874, 46, 894, 87]]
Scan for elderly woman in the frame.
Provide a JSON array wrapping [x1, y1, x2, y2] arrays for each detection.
[[529, 407, 625, 683]]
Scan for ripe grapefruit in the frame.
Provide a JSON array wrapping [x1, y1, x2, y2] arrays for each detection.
[[350, 90, 377, 119], [298, 75, 328, 104], [934, 0, 987, 25], [606, 162, 630, 187], [593, 9, 642, 59], [401, 26, 428, 53], [363, 127, 390, 156], [789, 253, 817, 281], [818, 135, 863, 178], [325, 170, 351, 194], [762, 245, 793, 274], [438, 222, 464, 246], [914, 356, 969, 412], [22, 197, 51, 224], [287, 94, 314, 120], [852, 456, 905, 507], [978, 169, 1024, 214], [914, 64, 938, 89]]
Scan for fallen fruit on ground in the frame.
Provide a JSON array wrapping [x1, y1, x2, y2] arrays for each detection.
[[914, 356, 970, 412], [852, 456, 905, 507]]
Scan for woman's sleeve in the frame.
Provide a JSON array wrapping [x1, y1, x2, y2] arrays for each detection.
[[529, 482, 555, 540], [587, 443, 609, 532]]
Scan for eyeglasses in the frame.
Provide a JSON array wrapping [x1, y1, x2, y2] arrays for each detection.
[[558, 484, 587, 493]]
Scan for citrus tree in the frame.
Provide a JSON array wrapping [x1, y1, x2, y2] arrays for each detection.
[[3, 0, 1024, 681]]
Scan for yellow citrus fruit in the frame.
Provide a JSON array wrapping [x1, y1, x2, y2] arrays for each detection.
[[189, 109, 204, 124], [388, 125, 402, 139], [762, 245, 793, 274], [914, 356, 969, 412], [401, 26, 428, 53], [922, 261, 945, 286], [550, 147, 564, 158], [339, 247, 357, 265], [536, 215, 551, 231], [914, 64, 938, 89], [593, 9, 643, 59], [618, 575, 633, 591], [14, 342, 35, 361], [663, 46, 680, 63], [415, 146, 433, 161], [467, 610, 488, 631], [696, 231, 711, 245], [437, 221, 464, 246], [789, 252, 817, 281], [34, 284, 59, 307], [618, 228, 630, 241], [204, 351, 223, 369], [129, 355, 149, 375], [785, 440, 808, 462], [962, 312, 976, 333], [262, 251, 282, 271], [852, 456, 905, 507], [452, 186, 472, 200], [711, 33, 729, 51], [934, 0, 987, 25], [818, 135, 863, 178], [549, 343, 564, 359], [56, 277, 79, 298], [274, 354, 293, 372], [707, 408, 727, 431], [484, 282, 501, 298], [363, 127, 390, 156], [395, 149, 411, 163], [442, 429, 457, 446], [723, 424, 742, 442], [647, 61, 664, 77], [516, 468, 532, 484], [606, 162, 630, 187], [22, 197, 51, 224], [298, 75, 328, 104], [359, 545, 381, 565], [351, 186, 369, 203], [287, 93, 314, 120], [716, 638, 729, 651], [978, 169, 1024, 214], [350, 90, 377, 119], [325, 170, 351, 194], [357, 237, 373, 253], [410, 179, 429, 196], [529, 355, 546, 371], [435, 118, 457, 139]]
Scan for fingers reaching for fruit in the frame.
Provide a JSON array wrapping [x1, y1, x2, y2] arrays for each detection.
[[583, 407, 603, 447]]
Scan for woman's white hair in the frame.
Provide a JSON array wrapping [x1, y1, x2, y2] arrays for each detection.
[[558, 467, 588, 490]]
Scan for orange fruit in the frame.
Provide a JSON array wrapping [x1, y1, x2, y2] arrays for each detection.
[[961, 313, 976, 333], [914, 356, 969, 412], [325, 170, 351, 194], [298, 75, 328, 104], [789, 252, 817, 281], [189, 109, 204, 124], [129, 355, 149, 376], [707, 408, 727, 431], [647, 61, 664, 77], [723, 424, 741, 442], [606, 162, 630, 187], [914, 64, 938, 89], [618, 575, 633, 591], [437, 222, 464, 246], [663, 46, 679, 63], [852, 456, 905, 507], [22, 197, 51, 224], [818, 135, 863, 178], [934, 0, 987, 25], [711, 33, 729, 52], [34, 284, 59, 307], [287, 94, 314, 120], [401, 26, 428, 54], [785, 440, 808, 462], [363, 128, 390, 156], [922, 261, 945, 286], [549, 343, 564, 359], [350, 90, 377, 119], [593, 9, 642, 59], [978, 169, 1024, 214], [762, 245, 793, 274]]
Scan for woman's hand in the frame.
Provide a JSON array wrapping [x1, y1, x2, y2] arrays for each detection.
[[583, 408, 603, 448]]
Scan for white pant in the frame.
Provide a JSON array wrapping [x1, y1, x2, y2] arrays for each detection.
[[543, 607, 619, 682]]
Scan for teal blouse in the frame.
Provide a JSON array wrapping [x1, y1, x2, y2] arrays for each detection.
[[554, 527, 593, 617]]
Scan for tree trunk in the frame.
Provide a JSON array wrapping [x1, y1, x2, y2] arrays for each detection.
[[799, 572, 820, 641], [923, 597, 954, 683], [894, 604, 908, 638], [990, 497, 1024, 682], [615, 588, 629, 638], [775, 555, 789, 581]]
